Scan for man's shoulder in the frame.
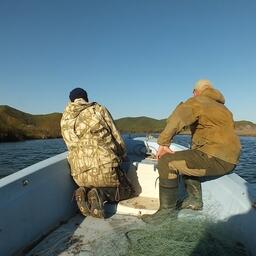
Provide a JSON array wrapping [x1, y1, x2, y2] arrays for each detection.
[[177, 97, 202, 111], [92, 102, 108, 112], [182, 96, 198, 106]]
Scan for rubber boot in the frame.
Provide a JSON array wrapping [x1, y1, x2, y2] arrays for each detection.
[[141, 178, 178, 224], [180, 176, 203, 210], [99, 184, 135, 203], [99, 187, 119, 202]]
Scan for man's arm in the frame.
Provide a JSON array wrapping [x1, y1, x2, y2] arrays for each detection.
[[60, 111, 79, 151], [157, 99, 198, 150], [101, 106, 126, 158]]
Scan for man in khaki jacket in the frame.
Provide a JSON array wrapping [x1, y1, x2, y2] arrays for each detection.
[[61, 88, 132, 218], [145, 80, 241, 221]]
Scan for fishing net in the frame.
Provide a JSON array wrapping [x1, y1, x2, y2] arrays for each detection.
[[91, 214, 248, 256], [27, 213, 249, 256], [126, 217, 247, 256]]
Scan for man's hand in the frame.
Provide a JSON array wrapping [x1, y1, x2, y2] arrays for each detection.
[[156, 145, 175, 159]]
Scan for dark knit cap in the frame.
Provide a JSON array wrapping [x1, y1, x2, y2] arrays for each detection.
[[69, 88, 88, 102]]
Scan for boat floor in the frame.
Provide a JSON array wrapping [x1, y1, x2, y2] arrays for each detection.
[[27, 197, 208, 256], [27, 213, 145, 256]]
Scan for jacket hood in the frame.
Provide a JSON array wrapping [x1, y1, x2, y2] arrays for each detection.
[[64, 98, 94, 119], [201, 88, 225, 104]]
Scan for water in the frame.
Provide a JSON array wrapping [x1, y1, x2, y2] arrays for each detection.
[[0, 136, 255, 183], [0, 138, 67, 177]]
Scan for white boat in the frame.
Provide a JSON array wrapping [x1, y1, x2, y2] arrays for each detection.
[[0, 137, 256, 255]]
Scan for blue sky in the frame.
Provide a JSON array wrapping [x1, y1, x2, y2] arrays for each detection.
[[0, 0, 255, 122]]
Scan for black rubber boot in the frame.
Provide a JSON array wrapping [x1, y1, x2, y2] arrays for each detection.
[[141, 178, 178, 223], [98, 184, 135, 203], [180, 176, 203, 210], [99, 187, 119, 202]]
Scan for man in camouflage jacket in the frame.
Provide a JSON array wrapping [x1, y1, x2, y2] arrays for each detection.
[[61, 88, 130, 218], [143, 80, 241, 222]]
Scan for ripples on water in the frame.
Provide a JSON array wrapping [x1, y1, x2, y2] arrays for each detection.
[[0, 139, 66, 177], [0, 136, 255, 183]]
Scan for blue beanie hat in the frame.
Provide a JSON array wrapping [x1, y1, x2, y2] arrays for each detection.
[[69, 88, 88, 102]]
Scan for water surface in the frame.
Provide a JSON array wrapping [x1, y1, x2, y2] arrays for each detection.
[[0, 136, 255, 183]]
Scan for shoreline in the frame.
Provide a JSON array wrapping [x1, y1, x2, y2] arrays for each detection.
[[0, 132, 255, 143]]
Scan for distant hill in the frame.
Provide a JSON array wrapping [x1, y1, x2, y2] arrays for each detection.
[[234, 120, 256, 136], [0, 105, 255, 142], [115, 116, 166, 133], [115, 118, 256, 136], [0, 105, 62, 142]]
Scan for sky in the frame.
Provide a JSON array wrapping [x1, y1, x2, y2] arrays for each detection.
[[0, 0, 255, 122]]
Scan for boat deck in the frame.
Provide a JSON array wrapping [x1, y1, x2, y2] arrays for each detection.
[[27, 213, 145, 256]]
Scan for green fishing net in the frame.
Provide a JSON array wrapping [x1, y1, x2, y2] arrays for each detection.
[[126, 217, 247, 256], [92, 214, 248, 256], [28, 212, 249, 256]]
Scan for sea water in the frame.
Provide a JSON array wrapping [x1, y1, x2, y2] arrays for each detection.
[[0, 135, 255, 183]]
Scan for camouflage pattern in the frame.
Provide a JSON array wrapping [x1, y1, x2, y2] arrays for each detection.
[[158, 88, 241, 164], [61, 98, 126, 187]]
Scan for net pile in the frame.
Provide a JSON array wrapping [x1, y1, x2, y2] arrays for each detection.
[[92, 214, 248, 256]]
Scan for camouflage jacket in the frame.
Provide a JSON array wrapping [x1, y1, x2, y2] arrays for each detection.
[[158, 88, 241, 164], [61, 99, 126, 179]]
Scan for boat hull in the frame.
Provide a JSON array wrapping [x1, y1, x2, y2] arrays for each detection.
[[0, 153, 77, 255]]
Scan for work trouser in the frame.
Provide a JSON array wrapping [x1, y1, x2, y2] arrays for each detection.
[[73, 165, 119, 188], [75, 166, 135, 203], [158, 149, 235, 179]]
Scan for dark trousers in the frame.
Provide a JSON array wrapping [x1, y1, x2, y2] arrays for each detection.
[[158, 149, 235, 179]]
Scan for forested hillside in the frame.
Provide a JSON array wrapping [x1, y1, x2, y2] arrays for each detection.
[[0, 105, 255, 142]]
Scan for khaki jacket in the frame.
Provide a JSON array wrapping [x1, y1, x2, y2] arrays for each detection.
[[61, 98, 125, 186], [158, 88, 241, 164]]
